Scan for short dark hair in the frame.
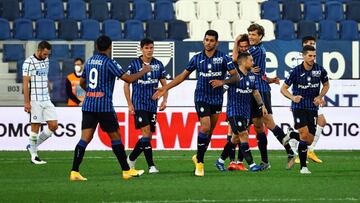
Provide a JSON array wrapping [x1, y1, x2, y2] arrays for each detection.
[[238, 51, 251, 63], [140, 38, 154, 48], [204, 30, 218, 41], [247, 24, 265, 39], [302, 36, 316, 45], [96, 35, 112, 52], [38, 41, 51, 50], [74, 58, 84, 64], [302, 45, 316, 55], [238, 34, 249, 45]]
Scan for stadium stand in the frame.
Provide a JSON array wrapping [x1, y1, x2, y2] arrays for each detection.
[[154, 0, 175, 21], [133, 0, 153, 21], [71, 45, 86, 59], [239, 0, 261, 22], [275, 20, 295, 40], [0, 18, 11, 40], [255, 19, 276, 41], [110, 0, 130, 21], [3, 44, 25, 62], [16, 59, 24, 83], [81, 19, 101, 40], [174, 0, 196, 22], [124, 19, 145, 40], [89, 0, 109, 22], [282, 0, 302, 22], [146, 20, 167, 41], [23, 0, 42, 20], [325, 1, 344, 21], [346, 1, 360, 22], [167, 19, 188, 41], [102, 19, 123, 40], [298, 20, 317, 39], [36, 19, 57, 40], [304, 1, 323, 22], [67, 0, 87, 21], [51, 45, 69, 60], [211, 19, 233, 41], [218, 0, 239, 22], [197, 0, 217, 21], [58, 19, 79, 40], [1, 0, 20, 21], [44, 0, 65, 20], [232, 20, 252, 37], [13, 18, 34, 40], [319, 20, 338, 40], [340, 20, 359, 40], [188, 19, 209, 40], [261, 1, 281, 22]]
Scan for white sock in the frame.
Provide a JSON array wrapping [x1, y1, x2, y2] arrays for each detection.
[[37, 128, 53, 147], [249, 163, 256, 168], [218, 158, 225, 164], [309, 125, 323, 151], [29, 132, 38, 158]]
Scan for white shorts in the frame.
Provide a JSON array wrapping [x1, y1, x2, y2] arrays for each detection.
[[30, 100, 58, 123]]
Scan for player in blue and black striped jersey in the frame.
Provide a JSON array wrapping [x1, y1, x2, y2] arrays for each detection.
[[247, 24, 297, 170], [281, 45, 329, 174], [124, 38, 168, 174], [152, 30, 237, 177], [211, 52, 266, 172], [70, 35, 152, 181]]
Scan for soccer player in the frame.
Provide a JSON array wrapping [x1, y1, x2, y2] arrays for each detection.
[[213, 52, 266, 172], [247, 24, 297, 170], [152, 30, 237, 177], [281, 45, 329, 174], [124, 38, 168, 174], [23, 41, 57, 164], [70, 35, 151, 181], [288, 36, 326, 164]]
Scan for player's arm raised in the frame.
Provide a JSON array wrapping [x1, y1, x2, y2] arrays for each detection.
[[152, 69, 190, 100], [253, 89, 268, 115], [121, 64, 151, 83], [124, 82, 135, 114]]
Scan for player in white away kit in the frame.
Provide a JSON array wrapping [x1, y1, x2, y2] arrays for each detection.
[[23, 41, 58, 164], [287, 36, 326, 164]]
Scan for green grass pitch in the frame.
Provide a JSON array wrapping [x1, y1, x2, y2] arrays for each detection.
[[1, 150, 359, 203]]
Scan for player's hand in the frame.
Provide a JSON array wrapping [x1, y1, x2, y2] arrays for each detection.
[[152, 87, 167, 100], [142, 64, 152, 73], [269, 77, 280, 85], [292, 95, 303, 103], [235, 34, 243, 43], [79, 101, 83, 106], [251, 66, 260, 74], [313, 96, 324, 106], [209, 80, 224, 88], [24, 103, 31, 113], [128, 103, 135, 114], [262, 105, 268, 116], [159, 100, 167, 111]]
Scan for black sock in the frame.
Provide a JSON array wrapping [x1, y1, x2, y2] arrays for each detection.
[[257, 132, 268, 163], [129, 139, 143, 161], [141, 137, 155, 167], [197, 132, 209, 163], [71, 139, 88, 172], [285, 143, 295, 157], [111, 140, 130, 171], [290, 131, 300, 141], [220, 141, 235, 161], [237, 142, 244, 162], [227, 135, 235, 161], [298, 140, 308, 168], [240, 142, 254, 166], [271, 125, 286, 144], [204, 134, 212, 153]]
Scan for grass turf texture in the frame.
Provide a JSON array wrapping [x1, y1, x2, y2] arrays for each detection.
[[1, 150, 359, 203]]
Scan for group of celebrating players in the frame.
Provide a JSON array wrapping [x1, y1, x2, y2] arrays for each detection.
[[22, 22, 329, 181]]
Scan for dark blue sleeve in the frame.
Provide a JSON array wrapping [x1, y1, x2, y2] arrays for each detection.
[[320, 67, 329, 84], [109, 59, 126, 77], [249, 46, 260, 58], [284, 69, 296, 86], [185, 56, 197, 72], [159, 61, 167, 79], [224, 54, 235, 71]]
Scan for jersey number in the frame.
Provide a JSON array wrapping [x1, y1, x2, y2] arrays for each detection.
[[89, 68, 98, 89]]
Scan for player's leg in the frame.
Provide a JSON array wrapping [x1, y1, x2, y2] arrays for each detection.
[[238, 131, 261, 172], [144, 112, 158, 173], [307, 113, 325, 163], [227, 124, 236, 162], [216, 122, 236, 171], [37, 101, 58, 147]]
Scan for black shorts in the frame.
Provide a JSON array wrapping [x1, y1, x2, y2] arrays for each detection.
[[134, 110, 157, 133], [228, 116, 250, 134], [195, 101, 222, 118], [251, 91, 273, 119], [292, 109, 318, 135], [82, 111, 119, 132]]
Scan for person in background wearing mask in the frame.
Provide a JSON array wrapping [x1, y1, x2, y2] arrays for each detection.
[[66, 58, 85, 106]]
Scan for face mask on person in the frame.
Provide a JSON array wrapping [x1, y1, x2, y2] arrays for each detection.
[[74, 65, 82, 76]]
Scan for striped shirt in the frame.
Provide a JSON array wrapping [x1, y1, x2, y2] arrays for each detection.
[[82, 54, 126, 112], [248, 43, 270, 92], [22, 55, 50, 101], [226, 71, 258, 119], [284, 62, 328, 111], [186, 50, 235, 105], [127, 57, 167, 113]]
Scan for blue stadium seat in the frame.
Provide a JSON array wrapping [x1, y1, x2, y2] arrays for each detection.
[[48, 58, 61, 81], [67, 0, 86, 21], [275, 20, 295, 40], [325, 1, 344, 21], [146, 20, 166, 41], [110, 0, 130, 21], [81, 19, 100, 40], [51, 45, 69, 60], [13, 18, 33, 40], [298, 20, 317, 39], [282, 1, 302, 22], [0, 0, 2, 17], [346, 1, 360, 22], [340, 20, 359, 40], [71, 45, 85, 59], [319, 20, 338, 40], [124, 19, 144, 40], [261, 1, 281, 22], [167, 20, 188, 40], [61, 59, 75, 76], [58, 19, 79, 40], [45, 0, 65, 20], [36, 19, 57, 40], [133, 0, 153, 21], [23, 0, 42, 20], [304, 1, 323, 22], [154, 0, 174, 21], [16, 59, 24, 83], [1, 0, 20, 21], [103, 19, 123, 40], [0, 18, 11, 40], [3, 44, 25, 62], [89, 0, 109, 21]]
